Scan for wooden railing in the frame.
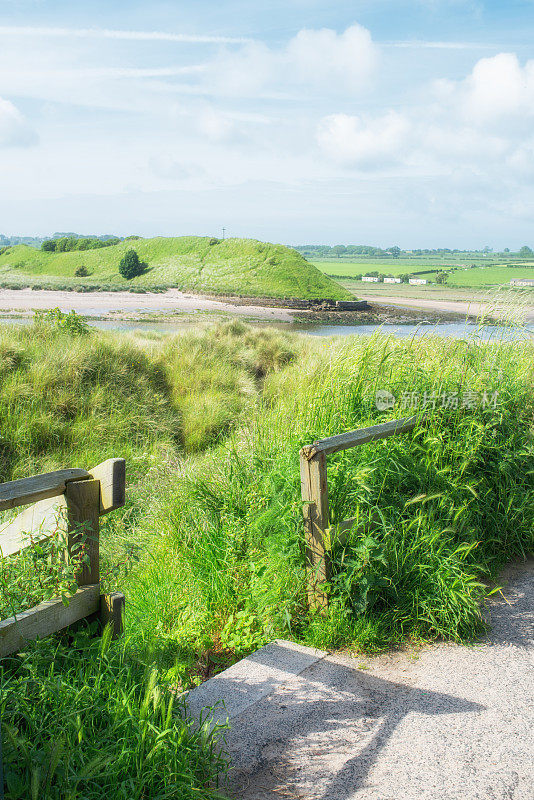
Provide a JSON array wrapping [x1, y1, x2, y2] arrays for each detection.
[[300, 416, 424, 609], [0, 459, 126, 658]]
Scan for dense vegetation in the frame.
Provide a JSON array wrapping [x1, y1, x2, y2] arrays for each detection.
[[1, 317, 532, 797], [41, 236, 121, 252], [0, 236, 350, 301]]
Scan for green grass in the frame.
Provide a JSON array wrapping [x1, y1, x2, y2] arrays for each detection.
[[1, 629, 226, 800], [118, 327, 533, 670], [0, 317, 299, 480], [446, 266, 534, 287], [0, 318, 303, 799], [0, 237, 351, 301]]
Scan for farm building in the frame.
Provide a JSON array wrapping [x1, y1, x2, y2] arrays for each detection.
[[409, 278, 428, 285], [383, 277, 402, 284], [362, 276, 380, 283], [510, 278, 534, 287]]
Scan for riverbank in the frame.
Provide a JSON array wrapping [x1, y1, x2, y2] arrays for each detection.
[[357, 292, 534, 324], [0, 286, 502, 327]]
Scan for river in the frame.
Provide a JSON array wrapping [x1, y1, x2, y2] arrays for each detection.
[[1, 316, 533, 340]]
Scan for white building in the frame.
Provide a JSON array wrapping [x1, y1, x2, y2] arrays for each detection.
[[409, 278, 428, 285], [383, 277, 402, 284], [362, 276, 379, 282], [510, 278, 534, 287]]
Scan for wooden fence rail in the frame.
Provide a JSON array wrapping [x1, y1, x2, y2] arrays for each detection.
[[0, 458, 126, 658], [300, 415, 426, 610]]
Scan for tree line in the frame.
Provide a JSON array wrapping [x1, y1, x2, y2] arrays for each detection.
[[296, 244, 534, 258], [41, 237, 121, 253]]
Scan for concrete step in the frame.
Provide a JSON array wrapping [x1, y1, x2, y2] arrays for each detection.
[[186, 563, 533, 800]]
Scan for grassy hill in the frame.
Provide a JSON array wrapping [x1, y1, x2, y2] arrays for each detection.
[[0, 236, 351, 301]]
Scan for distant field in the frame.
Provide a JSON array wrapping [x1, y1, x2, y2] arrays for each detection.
[[313, 259, 534, 287], [314, 260, 439, 278], [447, 266, 534, 286], [0, 237, 351, 301]]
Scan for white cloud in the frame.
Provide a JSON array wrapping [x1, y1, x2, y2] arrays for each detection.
[[285, 25, 377, 90], [316, 51, 534, 180], [206, 23, 377, 97], [316, 111, 410, 168], [0, 26, 251, 44], [0, 97, 36, 147], [437, 53, 534, 123], [386, 40, 490, 50]]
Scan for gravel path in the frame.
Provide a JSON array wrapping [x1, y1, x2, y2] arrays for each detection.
[[189, 561, 533, 800]]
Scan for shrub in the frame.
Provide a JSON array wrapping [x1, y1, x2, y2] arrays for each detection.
[[33, 308, 90, 335], [119, 250, 146, 280], [208, 238, 220, 246], [74, 266, 89, 278]]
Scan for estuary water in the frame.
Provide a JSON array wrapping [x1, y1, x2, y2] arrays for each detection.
[[1, 317, 533, 340]]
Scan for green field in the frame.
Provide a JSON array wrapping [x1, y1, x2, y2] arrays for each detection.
[[0, 236, 350, 301], [314, 260, 439, 278], [447, 266, 534, 286], [313, 259, 534, 288]]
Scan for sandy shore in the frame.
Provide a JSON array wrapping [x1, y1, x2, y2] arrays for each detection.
[[358, 293, 534, 323], [0, 288, 297, 322], [0, 287, 532, 326]]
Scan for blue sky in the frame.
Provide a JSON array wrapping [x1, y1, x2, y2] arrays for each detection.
[[1, 0, 534, 247]]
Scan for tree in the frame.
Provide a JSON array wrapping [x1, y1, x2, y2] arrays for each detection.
[[387, 246, 401, 258], [119, 249, 146, 280], [519, 245, 533, 258], [436, 271, 448, 284], [41, 239, 56, 252], [332, 245, 347, 257], [55, 237, 71, 252]]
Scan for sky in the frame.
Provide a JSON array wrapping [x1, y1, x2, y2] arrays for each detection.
[[1, 1, 534, 247]]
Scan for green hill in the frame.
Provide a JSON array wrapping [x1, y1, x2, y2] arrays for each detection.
[[0, 236, 351, 301]]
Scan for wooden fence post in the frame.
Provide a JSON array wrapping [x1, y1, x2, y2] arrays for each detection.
[[299, 450, 330, 611], [65, 479, 100, 587], [100, 593, 126, 639]]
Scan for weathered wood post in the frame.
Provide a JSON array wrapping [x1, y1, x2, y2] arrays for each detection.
[[65, 479, 101, 587], [299, 447, 330, 611], [65, 458, 127, 639], [0, 459, 127, 656], [300, 416, 425, 611]]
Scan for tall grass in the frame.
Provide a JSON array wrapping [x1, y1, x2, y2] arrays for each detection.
[[126, 328, 533, 663], [0, 318, 298, 480], [0, 319, 302, 798], [0, 629, 226, 800]]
